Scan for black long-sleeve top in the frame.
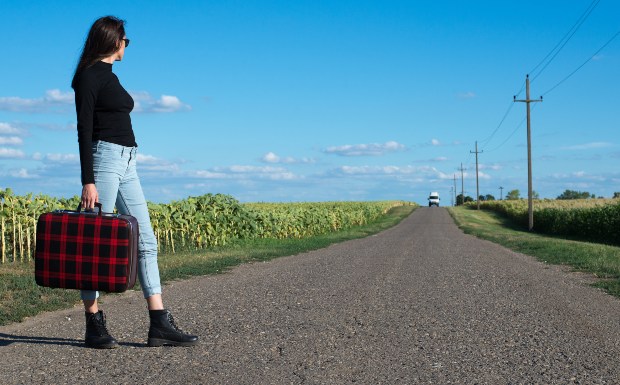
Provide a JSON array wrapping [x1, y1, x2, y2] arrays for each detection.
[[74, 61, 136, 185]]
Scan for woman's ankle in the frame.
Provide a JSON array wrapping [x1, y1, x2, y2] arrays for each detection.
[[83, 299, 98, 313], [146, 293, 164, 310]]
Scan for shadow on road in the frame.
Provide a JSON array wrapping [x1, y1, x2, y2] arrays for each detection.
[[0, 332, 148, 348], [0, 332, 155, 349], [0, 332, 83, 348]]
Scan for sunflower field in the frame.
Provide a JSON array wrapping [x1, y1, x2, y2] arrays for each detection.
[[0, 188, 410, 262], [474, 198, 620, 245]]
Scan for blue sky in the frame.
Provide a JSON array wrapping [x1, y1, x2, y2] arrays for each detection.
[[1, 0, 619, 204]]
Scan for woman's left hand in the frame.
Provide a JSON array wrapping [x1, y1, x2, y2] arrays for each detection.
[[81, 183, 99, 209]]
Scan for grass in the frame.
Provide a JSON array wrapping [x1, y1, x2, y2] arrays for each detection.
[[0, 205, 415, 326], [448, 206, 620, 297]]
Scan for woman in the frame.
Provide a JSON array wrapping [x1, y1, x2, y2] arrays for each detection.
[[72, 16, 198, 349]]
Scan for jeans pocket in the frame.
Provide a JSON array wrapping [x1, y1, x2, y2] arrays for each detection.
[[93, 146, 123, 176]]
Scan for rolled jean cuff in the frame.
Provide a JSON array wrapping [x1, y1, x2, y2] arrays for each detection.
[[80, 290, 100, 301], [142, 285, 162, 299]]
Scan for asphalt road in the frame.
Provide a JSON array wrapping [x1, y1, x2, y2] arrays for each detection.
[[2, 207, 620, 384]]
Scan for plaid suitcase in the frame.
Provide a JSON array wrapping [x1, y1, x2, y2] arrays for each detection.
[[35, 203, 139, 293]]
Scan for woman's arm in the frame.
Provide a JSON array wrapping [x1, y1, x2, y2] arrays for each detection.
[[74, 72, 100, 208]]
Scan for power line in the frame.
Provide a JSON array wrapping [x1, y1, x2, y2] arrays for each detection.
[[484, 6, 615, 154], [479, 3, 590, 151], [484, 113, 528, 153], [459, 2, 610, 197], [513, 0, 599, 99], [458, 151, 474, 181], [530, 0, 600, 82], [479, 101, 515, 148], [541, 28, 620, 96], [481, 80, 527, 153]]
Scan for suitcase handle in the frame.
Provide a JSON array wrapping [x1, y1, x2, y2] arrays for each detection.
[[76, 202, 103, 216]]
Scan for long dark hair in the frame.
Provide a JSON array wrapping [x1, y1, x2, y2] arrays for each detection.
[[71, 16, 126, 89]]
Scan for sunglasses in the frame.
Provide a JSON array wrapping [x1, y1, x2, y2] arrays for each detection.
[[123, 38, 130, 47]]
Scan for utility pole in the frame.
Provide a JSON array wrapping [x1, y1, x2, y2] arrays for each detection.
[[453, 174, 457, 206], [458, 163, 466, 205], [499, 186, 504, 201], [514, 74, 542, 231], [470, 141, 483, 210], [450, 186, 454, 207]]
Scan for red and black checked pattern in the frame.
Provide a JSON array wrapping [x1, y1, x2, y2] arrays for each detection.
[[35, 211, 138, 293]]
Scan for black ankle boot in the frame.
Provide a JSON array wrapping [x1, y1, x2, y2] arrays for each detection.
[[85, 310, 118, 349], [148, 309, 199, 347]]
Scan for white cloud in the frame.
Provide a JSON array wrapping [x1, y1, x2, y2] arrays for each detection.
[[457, 91, 476, 99], [333, 165, 457, 180], [0, 136, 23, 145], [39, 153, 79, 164], [136, 154, 161, 164], [412, 156, 452, 163], [0, 148, 25, 158], [29, 122, 76, 131], [136, 153, 181, 173], [131, 92, 191, 113], [0, 122, 22, 134], [339, 165, 401, 175], [192, 170, 228, 179], [413, 139, 460, 148], [551, 171, 604, 181], [153, 95, 187, 112], [260, 152, 315, 164], [477, 171, 491, 180], [269, 172, 297, 181], [329, 164, 489, 184], [6, 122, 74, 132], [562, 142, 613, 150], [262, 152, 280, 163], [0, 90, 190, 114], [324, 141, 406, 156], [572, 182, 592, 189], [479, 163, 501, 171], [45, 89, 74, 104], [0, 97, 36, 112], [192, 165, 298, 181], [0, 89, 74, 113], [10, 168, 38, 179]]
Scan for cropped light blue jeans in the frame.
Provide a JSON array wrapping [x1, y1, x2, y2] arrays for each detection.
[[80, 140, 162, 300]]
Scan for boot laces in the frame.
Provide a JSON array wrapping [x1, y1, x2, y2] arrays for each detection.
[[166, 312, 185, 333], [90, 312, 111, 336]]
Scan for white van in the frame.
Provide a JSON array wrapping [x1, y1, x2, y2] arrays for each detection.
[[428, 192, 440, 207]]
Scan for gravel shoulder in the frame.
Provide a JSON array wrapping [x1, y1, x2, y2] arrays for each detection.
[[2, 207, 620, 384]]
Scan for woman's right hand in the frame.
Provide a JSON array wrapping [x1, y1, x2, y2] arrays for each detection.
[[81, 183, 99, 209]]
